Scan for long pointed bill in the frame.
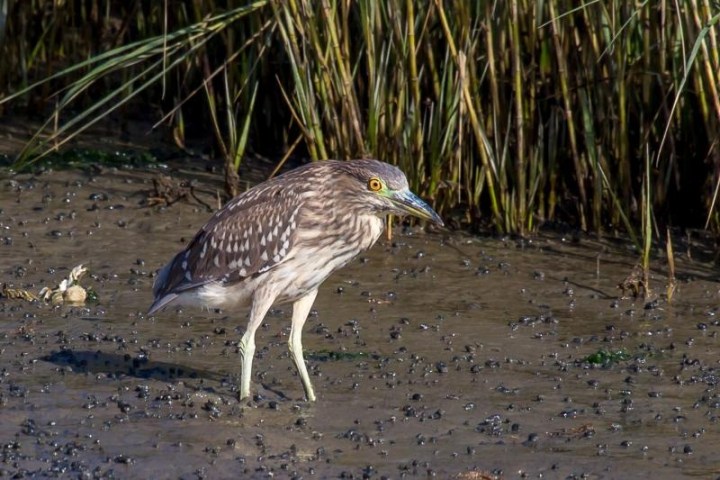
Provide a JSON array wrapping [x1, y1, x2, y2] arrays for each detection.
[[390, 189, 444, 226]]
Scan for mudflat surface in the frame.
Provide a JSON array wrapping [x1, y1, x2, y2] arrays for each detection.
[[1, 166, 720, 479]]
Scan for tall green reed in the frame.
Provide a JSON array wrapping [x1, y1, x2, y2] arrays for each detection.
[[1, 0, 718, 240]]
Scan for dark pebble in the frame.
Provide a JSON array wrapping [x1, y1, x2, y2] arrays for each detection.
[[644, 300, 660, 310], [523, 433, 539, 446]]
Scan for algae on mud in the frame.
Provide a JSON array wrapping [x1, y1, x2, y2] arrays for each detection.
[[1, 165, 720, 478]]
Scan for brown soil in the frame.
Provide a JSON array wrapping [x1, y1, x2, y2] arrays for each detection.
[[2, 165, 720, 479]]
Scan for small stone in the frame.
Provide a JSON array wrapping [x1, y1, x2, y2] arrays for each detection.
[[64, 285, 87, 304]]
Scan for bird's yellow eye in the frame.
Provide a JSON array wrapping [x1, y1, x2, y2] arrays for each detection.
[[368, 177, 383, 192]]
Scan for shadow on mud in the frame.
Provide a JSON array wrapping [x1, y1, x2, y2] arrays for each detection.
[[41, 349, 223, 383]]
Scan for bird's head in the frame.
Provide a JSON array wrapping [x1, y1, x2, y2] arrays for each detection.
[[336, 159, 444, 226]]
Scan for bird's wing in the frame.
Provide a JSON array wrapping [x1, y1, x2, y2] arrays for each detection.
[[153, 185, 305, 298]]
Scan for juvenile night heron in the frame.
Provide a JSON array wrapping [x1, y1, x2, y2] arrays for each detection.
[[148, 159, 443, 401]]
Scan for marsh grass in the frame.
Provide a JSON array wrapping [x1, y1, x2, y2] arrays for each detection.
[[1, 0, 719, 241]]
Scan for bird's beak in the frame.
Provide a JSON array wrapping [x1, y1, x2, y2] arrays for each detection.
[[390, 189, 444, 226]]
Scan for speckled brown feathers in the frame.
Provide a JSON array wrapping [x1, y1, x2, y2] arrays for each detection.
[[149, 159, 403, 313], [158, 186, 303, 289]]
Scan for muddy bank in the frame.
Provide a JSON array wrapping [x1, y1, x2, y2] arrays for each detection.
[[2, 166, 720, 479]]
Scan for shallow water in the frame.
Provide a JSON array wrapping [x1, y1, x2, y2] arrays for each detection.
[[1, 166, 720, 479]]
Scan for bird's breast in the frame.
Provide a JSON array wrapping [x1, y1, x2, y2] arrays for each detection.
[[267, 213, 384, 302]]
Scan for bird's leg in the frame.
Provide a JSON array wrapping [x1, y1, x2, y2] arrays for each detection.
[[289, 289, 319, 401], [238, 293, 274, 401]]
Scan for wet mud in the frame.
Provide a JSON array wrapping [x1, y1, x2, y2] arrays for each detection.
[[2, 166, 720, 479]]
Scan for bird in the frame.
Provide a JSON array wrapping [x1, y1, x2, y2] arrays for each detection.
[[148, 159, 443, 401]]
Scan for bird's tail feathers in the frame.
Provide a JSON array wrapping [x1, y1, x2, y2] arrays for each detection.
[[147, 293, 178, 316]]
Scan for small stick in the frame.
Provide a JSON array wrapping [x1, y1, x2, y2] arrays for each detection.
[[666, 228, 677, 303]]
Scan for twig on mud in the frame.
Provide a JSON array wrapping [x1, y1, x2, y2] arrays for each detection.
[[146, 175, 213, 211]]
